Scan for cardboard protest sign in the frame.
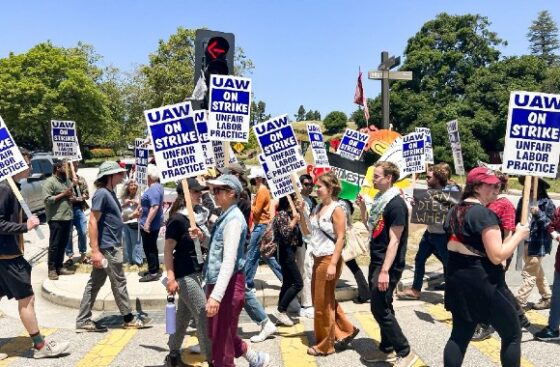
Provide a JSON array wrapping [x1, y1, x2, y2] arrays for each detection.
[[51, 120, 82, 161], [208, 75, 252, 142], [415, 127, 434, 164], [0, 116, 29, 182], [336, 128, 369, 160], [253, 114, 306, 178], [327, 152, 368, 200], [446, 120, 465, 175], [258, 154, 300, 199], [213, 141, 238, 168], [402, 132, 426, 174], [194, 111, 216, 168], [307, 123, 330, 167], [410, 188, 461, 225], [501, 91, 560, 178], [144, 101, 206, 183], [377, 136, 411, 179], [134, 138, 148, 187]]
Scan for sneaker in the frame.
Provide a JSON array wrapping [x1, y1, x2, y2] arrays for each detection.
[[57, 268, 75, 276], [0, 352, 7, 360], [76, 320, 108, 333], [123, 315, 152, 329], [139, 273, 160, 282], [187, 344, 201, 354], [472, 325, 494, 341], [48, 270, 59, 280], [250, 319, 277, 343], [164, 351, 180, 367], [33, 338, 70, 359], [299, 306, 314, 319], [273, 310, 294, 326], [533, 298, 551, 310], [534, 326, 560, 341], [248, 351, 270, 367], [362, 350, 397, 363], [394, 352, 419, 367]]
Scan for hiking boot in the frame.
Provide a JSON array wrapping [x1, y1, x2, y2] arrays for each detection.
[[139, 273, 160, 282], [248, 351, 270, 367], [534, 326, 560, 341], [273, 311, 294, 326], [250, 319, 277, 343], [394, 352, 419, 367], [123, 315, 152, 329], [33, 338, 70, 359], [361, 350, 397, 363], [57, 268, 75, 276], [48, 270, 59, 280], [76, 320, 108, 333], [533, 298, 551, 310], [472, 325, 494, 341]]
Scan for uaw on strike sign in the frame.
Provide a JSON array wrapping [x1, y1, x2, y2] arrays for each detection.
[[208, 75, 252, 142], [51, 120, 82, 160], [502, 91, 560, 178], [253, 114, 306, 178], [144, 101, 206, 183], [0, 116, 28, 181]]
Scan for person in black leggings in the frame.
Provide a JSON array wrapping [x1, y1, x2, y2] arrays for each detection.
[[443, 167, 529, 367]]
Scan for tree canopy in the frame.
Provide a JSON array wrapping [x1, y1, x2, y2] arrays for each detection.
[[528, 10, 560, 66]]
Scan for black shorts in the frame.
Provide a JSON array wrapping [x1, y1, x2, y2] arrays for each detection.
[[0, 256, 34, 300]]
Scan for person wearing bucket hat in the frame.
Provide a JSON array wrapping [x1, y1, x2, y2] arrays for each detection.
[[76, 161, 151, 332], [442, 167, 529, 366], [515, 176, 555, 311], [196, 174, 270, 367]]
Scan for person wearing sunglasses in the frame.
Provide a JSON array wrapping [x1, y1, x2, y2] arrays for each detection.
[[193, 174, 270, 367]]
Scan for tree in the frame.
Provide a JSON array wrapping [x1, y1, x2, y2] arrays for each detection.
[[323, 111, 347, 134], [304, 110, 315, 121], [295, 105, 306, 121], [250, 100, 270, 125], [0, 42, 113, 150], [528, 10, 560, 66], [313, 110, 322, 120]]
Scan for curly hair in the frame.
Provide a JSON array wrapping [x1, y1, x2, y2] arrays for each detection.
[[429, 164, 449, 187]]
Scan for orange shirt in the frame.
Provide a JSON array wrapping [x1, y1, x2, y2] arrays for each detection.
[[252, 185, 271, 224]]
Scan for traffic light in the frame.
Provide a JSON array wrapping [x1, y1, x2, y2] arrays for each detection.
[[194, 29, 235, 85]]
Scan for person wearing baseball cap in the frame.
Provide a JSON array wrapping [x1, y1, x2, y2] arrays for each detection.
[[76, 161, 151, 332], [442, 167, 529, 366], [193, 174, 270, 367]]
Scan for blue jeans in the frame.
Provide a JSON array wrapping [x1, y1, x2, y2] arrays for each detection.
[[65, 207, 87, 256], [549, 270, 560, 330], [244, 287, 267, 324], [412, 231, 448, 291], [122, 224, 144, 265], [244, 223, 283, 289]]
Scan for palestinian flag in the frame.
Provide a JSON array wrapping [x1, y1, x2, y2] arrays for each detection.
[[327, 152, 368, 200]]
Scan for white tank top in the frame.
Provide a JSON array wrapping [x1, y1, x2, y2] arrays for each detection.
[[309, 202, 342, 257]]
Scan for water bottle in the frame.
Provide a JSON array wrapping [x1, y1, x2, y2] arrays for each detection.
[[165, 295, 176, 334], [101, 258, 108, 269]]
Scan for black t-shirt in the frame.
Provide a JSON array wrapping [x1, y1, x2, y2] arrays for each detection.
[[370, 195, 408, 272], [165, 213, 202, 278], [444, 202, 500, 256]]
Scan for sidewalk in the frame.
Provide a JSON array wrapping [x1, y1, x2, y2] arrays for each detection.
[[40, 258, 444, 311]]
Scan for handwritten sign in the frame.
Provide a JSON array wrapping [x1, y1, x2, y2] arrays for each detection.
[[410, 188, 461, 225]]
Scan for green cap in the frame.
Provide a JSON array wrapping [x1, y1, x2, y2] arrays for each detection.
[[96, 161, 127, 180]]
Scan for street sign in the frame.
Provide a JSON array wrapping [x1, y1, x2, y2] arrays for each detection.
[[368, 71, 412, 80], [233, 142, 245, 153]]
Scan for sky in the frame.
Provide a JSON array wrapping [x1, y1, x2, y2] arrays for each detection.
[[2, 0, 560, 121]]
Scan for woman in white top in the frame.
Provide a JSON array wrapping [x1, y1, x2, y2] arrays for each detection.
[[306, 172, 358, 356]]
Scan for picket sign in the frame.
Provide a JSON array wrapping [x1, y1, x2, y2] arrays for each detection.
[[516, 176, 534, 271], [68, 161, 82, 198], [6, 178, 45, 240], [290, 174, 310, 235], [223, 142, 231, 168]]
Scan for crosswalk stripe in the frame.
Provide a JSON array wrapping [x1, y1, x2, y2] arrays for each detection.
[[525, 310, 549, 329], [0, 328, 57, 366], [354, 312, 426, 367], [74, 329, 137, 367], [278, 324, 317, 367], [180, 335, 205, 366], [425, 303, 535, 367]]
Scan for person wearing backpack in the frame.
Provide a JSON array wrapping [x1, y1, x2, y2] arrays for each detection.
[[305, 172, 358, 357]]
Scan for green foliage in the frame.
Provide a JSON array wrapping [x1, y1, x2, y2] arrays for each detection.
[[528, 10, 560, 66], [89, 148, 116, 158], [295, 105, 306, 121], [305, 110, 321, 121], [250, 100, 270, 125], [323, 111, 348, 134], [0, 42, 113, 150]]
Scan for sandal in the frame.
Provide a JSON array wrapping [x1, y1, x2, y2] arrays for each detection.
[[307, 346, 328, 357], [335, 327, 360, 350], [396, 289, 420, 300]]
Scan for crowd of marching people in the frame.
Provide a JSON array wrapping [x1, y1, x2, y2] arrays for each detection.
[[3, 149, 560, 367]]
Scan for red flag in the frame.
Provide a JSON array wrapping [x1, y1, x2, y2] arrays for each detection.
[[353, 68, 370, 121]]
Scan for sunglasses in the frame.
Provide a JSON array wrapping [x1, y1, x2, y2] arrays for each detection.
[[302, 182, 313, 187], [212, 186, 231, 195]]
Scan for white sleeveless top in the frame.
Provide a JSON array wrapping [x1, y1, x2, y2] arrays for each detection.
[[309, 202, 344, 257]]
